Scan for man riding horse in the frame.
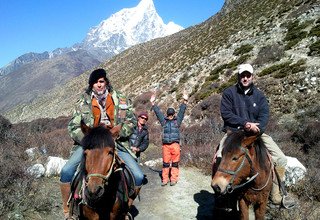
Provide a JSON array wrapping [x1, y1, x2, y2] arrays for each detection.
[[60, 68, 143, 219], [214, 63, 296, 208]]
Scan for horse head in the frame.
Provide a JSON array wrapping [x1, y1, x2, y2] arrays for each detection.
[[211, 131, 259, 195], [80, 121, 116, 202]]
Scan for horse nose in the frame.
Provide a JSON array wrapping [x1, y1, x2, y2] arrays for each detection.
[[212, 184, 221, 195], [87, 185, 105, 198]]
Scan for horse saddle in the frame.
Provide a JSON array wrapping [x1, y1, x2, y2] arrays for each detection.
[[115, 154, 136, 200]]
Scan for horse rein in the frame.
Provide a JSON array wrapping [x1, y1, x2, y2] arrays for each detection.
[[218, 145, 272, 193], [85, 151, 116, 186], [251, 154, 273, 191]]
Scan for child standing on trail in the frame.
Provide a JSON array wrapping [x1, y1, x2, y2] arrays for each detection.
[[150, 93, 188, 186]]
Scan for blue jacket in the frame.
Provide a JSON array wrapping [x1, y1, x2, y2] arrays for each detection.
[[152, 103, 186, 144], [220, 83, 269, 134]]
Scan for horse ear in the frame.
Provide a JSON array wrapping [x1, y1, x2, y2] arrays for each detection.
[[80, 120, 91, 135], [241, 135, 257, 147]]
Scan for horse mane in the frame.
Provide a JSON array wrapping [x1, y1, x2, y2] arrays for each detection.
[[223, 131, 269, 170], [81, 126, 115, 150]]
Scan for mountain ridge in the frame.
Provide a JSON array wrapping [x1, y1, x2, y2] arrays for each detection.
[[4, 0, 320, 125]]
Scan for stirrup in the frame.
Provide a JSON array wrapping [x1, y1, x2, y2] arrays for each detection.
[[66, 216, 78, 220], [125, 212, 133, 220], [282, 195, 296, 209]]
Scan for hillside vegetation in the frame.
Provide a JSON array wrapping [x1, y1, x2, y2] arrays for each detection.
[[1, 0, 320, 218]]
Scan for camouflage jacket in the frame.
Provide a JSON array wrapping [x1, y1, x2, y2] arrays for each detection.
[[68, 89, 137, 156]]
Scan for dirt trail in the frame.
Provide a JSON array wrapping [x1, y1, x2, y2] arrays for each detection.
[[131, 164, 215, 220], [46, 163, 215, 220]]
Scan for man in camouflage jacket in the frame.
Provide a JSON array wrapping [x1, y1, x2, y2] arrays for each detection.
[[59, 68, 141, 218]]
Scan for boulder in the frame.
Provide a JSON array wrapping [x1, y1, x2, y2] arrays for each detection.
[[285, 156, 307, 186], [27, 163, 45, 178], [45, 156, 68, 177]]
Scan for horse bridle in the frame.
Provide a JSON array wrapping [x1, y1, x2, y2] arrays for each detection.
[[85, 151, 117, 186], [218, 145, 272, 193]]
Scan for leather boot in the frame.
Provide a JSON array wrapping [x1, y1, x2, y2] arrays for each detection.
[[126, 187, 141, 220], [270, 166, 285, 204], [60, 182, 71, 219], [128, 186, 141, 208], [270, 180, 282, 204], [271, 166, 296, 209]]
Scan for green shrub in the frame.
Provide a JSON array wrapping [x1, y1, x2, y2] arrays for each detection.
[[284, 20, 308, 49], [176, 93, 182, 102], [308, 39, 320, 56], [169, 86, 177, 93], [209, 64, 228, 77], [179, 73, 189, 84], [233, 44, 254, 56], [259, 59, 306, 78], [206, 73, 220, 81], [259, 61, 292, 76], [215, 74, 237, 93], [228, 54, 251, 69], [309, 24, 320, 37]]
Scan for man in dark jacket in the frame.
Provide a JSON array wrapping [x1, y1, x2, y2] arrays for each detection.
[[129, 112, 149, 159], [215, 63, 295, 208], [150, 93, 188, 186]]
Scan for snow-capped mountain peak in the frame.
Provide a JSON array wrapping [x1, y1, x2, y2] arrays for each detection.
[[0, 0, 184, 75], [136, 0, 156, 13], [81, 0, 183, 59]]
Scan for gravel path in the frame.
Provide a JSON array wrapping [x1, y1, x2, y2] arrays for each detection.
[[131, 162, 215, 220]]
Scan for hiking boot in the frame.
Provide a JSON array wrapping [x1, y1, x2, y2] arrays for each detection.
[[170, 181, 177, 186], [161, 182, 168, 186]]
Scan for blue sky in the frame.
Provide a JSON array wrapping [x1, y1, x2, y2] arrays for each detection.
[[0, 0, 224, 68]]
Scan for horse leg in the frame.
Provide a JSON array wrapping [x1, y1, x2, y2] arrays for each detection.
[[82, 206, 99, 220], [253, 202, 267, 220], [239, 199, 249, 220], [110, 197, 126, 220]]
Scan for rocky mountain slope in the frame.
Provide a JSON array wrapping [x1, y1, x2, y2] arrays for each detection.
[[0, 0, 182, 114], [4, 0, 320, 124]]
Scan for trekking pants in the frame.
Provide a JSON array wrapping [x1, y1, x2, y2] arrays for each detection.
[[162, 142, 180, 183], [117, 149, 145, 187], [60, 145, 83, 183]]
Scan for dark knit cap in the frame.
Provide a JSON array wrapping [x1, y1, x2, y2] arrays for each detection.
[[88, 69, 107, 87], [166, 108, 175, 116]]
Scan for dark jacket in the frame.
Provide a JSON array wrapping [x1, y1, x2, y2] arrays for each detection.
[[152, 103, 186, 144], [220, 83, 269, 134], [129, 124, 149, 157]]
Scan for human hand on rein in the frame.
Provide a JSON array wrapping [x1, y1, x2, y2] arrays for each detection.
[[244, 122, 260, 134]]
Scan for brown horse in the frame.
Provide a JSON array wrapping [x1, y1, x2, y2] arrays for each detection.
[[211, 131, 273, 220], [68, 123, 133, 220]]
